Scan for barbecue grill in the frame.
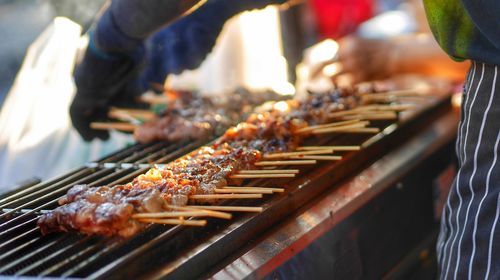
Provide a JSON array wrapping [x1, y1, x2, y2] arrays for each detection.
[[0, 93, 454, 279]]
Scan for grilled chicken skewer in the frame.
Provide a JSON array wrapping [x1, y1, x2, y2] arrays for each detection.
[[39, 88, 412, 237]]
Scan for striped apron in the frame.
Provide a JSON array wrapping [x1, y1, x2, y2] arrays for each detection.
[[437, 62, 500, 279]]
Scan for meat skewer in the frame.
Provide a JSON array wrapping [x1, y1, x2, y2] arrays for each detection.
[[93, 87, 411, 143], [121, 89, 290, 143], [38, 87, 412, 237]]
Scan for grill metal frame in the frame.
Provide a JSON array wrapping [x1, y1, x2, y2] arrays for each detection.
[[0, 94, 451, 279], [0, 139, 209, 278]]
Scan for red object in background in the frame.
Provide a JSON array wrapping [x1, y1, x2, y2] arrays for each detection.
[[310, 0, 374, 39]]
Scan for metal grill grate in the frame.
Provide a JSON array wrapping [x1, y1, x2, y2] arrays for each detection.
[[0, 95, 450, 279], [0, 139, 207, 278]]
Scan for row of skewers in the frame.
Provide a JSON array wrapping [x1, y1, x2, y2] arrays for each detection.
[[92, 89, 289, 143], [38, 87, 424, 238], [91, 88, 417, 144]]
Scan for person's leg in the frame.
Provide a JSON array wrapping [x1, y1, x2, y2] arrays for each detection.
[[437, 62, 500, 279]]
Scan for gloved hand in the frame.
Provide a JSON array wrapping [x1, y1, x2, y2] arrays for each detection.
[[71, 7, 146, 141], [72, 0, 285, 141], [71, 40, 146, 141]]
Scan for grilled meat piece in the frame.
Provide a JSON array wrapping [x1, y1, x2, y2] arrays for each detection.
[[133, 89, 284, 144], [134, 112, 221, 143], [38, 185, 165, 237]]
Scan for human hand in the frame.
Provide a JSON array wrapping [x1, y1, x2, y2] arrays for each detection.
[[331, 36, 399, 85], [71, 0, 286, 141], [70, 30, 145, 141]]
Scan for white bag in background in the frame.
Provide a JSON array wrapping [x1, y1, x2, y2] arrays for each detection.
[[0, 17, 133, 193]]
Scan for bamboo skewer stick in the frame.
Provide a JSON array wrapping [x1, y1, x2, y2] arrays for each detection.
[[263, 149, 334, 159], [311, 123, 369, 134], [297, 146, 361, 151], [110, 107, 157, 121], [327, 110, 360, 118], [301, 122, 369, 134], [340, 112, 398, 121], [295, 119, 363, 133], [139, 92, 169, 104], [166, 205, 200, 211], [360, 95, 398, 103], [90, 122, 137, 132], [327, 103, 412, 119], [355, 104, 415, 111], [152, 205, 233, 219], [214, 188, 273, 194], [255, 160, 317, 166], [290, 155, 342, 161], [137, 218, 207, 226], [336, 127, 381, 133], [360, 94, 426, 104], [108, 110, 141, 123], [238, 169, 299, 174], [229, 174, 296, 179], [114, 108, 157, 116], [327, 107, 379, 118], [223, 186, 285, 193], [132, 210, 231, 220], [312, 127, 380, 134], [166, 205, 234, 218], [190, 194, 263, 199], [360, 89, 426, 97], [187, 205, 264, 212]]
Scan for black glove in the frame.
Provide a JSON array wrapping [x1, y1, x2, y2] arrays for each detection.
[[71, 37, 145, 140], [72, 0, 286, 141]]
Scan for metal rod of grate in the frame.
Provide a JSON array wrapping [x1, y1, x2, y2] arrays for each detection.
[[0, 168, 91, 208], [0, 168, 115, 227], [0, 142, 168, 209], [39, 239, 107, 277], [13, 236, 93, 276], [0, 227, 39, 252], [95, 142, 158, 164], [0, 216, 39, 241]]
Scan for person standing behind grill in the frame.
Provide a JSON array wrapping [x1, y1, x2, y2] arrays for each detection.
[[329, 3, 499, 277], [327, 33, 470, 85], [423, 1, 500, 279], [282, 1, 499, 278], [71, 0, 286, 141]]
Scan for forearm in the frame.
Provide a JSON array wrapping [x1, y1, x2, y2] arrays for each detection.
[[392, 33, 470, 82], [112, 0, 204, 39], [95, 0, 204, 52]]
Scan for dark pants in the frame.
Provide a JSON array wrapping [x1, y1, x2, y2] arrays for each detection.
[[437, 62, 500, 279]]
